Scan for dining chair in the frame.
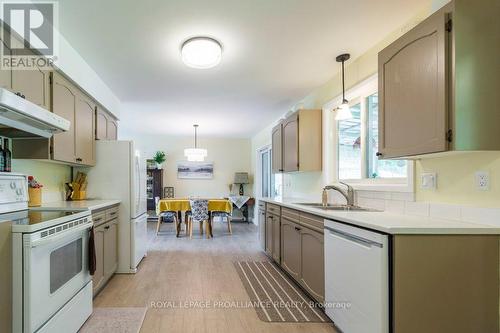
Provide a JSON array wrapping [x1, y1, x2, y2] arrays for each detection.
[[211, 211, 232, 235], [156, 211, 180, 236], [188, 199, 211, 239]]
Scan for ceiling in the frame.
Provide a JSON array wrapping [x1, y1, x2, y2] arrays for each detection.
[[57, 0, 431, 138]]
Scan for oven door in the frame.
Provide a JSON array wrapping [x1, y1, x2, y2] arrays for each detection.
[[22, 221, 92, 333]]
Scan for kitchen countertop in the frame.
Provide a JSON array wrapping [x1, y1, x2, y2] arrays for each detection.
[[34, 199, 121, 212], [260, 197, 500, 235]]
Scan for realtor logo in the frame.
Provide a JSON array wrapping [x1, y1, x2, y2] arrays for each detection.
[[0, 1, 58, 69]]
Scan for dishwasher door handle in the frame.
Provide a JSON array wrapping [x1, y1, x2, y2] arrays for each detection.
[[325, 226, 383, 248]]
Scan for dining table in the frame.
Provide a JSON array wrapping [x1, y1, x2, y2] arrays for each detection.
[[156, 198, 232, 237]]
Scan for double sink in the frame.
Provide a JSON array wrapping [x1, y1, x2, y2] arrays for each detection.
[[294, 202, 378, 212]]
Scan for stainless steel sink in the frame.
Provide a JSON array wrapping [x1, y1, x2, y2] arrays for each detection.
[[294, 203, 379, 212]]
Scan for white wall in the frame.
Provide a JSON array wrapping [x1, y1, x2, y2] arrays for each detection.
[[121, 133, 252, 198]]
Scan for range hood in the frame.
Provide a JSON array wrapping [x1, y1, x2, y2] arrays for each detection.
[[0, 88, 70, 138]]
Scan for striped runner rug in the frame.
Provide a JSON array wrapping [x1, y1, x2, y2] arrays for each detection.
[[234, 261, 330, 323]]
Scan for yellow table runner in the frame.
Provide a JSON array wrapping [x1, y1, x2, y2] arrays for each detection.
[[157, 199, 232, 215]]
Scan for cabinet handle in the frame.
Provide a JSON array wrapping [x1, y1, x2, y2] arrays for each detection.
[[15, 92, 25, 99], [109, 211, 117, 216], [376, 152, 383, 157], [294, 226, 302, 231], [76, 157, 83, 162], [104, 225, 110, 230]]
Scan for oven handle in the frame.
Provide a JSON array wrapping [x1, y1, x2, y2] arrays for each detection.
[[30, 222, 93, 248]]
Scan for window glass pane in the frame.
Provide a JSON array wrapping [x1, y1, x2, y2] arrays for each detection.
[[367, 93, 407, 178], [50, 238, 82, 294], [338, 103, 362, 179]]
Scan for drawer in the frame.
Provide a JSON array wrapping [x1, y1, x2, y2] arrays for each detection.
[[258, 201, 266, 210], [92, 211, 106, 226], [266, 203, 281, 215], [282, 207, 300, 222], [106, 206, 119, 220], [299, 212, 324, 233]]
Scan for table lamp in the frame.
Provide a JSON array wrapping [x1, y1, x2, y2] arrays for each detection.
[[234, 172, 250, 195]]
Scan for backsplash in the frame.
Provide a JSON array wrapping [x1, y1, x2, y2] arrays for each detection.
[[12, 160, 70, 203], [357, 190, 500, 227]]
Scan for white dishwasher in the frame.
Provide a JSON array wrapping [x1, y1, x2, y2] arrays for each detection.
[[324, 219, 389, 333]]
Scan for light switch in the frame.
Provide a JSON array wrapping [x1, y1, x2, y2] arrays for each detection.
[[421, 173, 437, 190]]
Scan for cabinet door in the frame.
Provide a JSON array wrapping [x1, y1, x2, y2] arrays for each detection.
[[11, 49, 50, 109], [300, 227, 324, 303], [259, 209, 266, 251], [281, 217, 301, 280], [103, 219, 118, 279], [95, 107, 108, 140], [271, 123, 283, 173], [75, 94, 95, 165], [107, 118, 118, 140], [51, 73, 76, 163], [272, 215, 281, 263], [0, 27, 12, 90], [265, 214, 273, 257], [92, 225, 105, 294], [282, 113, 299, 172], [378, 9, 448, 158]]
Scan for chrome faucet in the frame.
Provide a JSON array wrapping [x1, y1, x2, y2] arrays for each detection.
[[322, 182, 355, 207]]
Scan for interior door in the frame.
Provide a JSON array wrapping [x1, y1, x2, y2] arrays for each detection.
[[75, 94, 95, 165], [378, 9, 449, 158], [282, 113, 299, 172], [51, 73, 76, 163]]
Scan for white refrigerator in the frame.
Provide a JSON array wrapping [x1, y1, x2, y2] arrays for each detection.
[[85, 140, 148, 273]]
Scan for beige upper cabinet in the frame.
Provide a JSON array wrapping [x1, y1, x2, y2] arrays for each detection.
[[96, 106, 118, 140], [378, 1, 500, 158], [75, 93, 95, 166], [11, 49, 50, 109], [378, 5, 448, 158], [271, 123, 283, 173], [274, 109, 322, 173], [282, 113, 299, 172], [52, 72, 76, 163], [0, 27, 12, 91]]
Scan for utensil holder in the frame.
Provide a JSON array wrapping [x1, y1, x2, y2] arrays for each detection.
[[28, 187, 42, 207]]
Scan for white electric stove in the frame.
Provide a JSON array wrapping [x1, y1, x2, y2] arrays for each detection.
[[0, 173, 93, 333]]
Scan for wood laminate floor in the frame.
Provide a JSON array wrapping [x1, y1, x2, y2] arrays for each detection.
[[94, 221, 338, 333]]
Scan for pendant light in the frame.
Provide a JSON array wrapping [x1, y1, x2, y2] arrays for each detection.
[[335, 53, 352, 120], [184, 124, 208, 162]]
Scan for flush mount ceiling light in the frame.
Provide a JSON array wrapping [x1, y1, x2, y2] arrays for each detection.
[[181, 37, 223, 69], [184, 124, 208, 162], [335, 53, 352, 121]]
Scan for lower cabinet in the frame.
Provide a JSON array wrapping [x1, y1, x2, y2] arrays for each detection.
[[258, 205, 266, 251], [279, 209, 325, 303], [92, 206, 119, 296], [299, 227, 324, 303], [281, 217, 301, 281]]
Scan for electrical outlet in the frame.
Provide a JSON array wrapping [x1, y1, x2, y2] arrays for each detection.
[[475, 171, 490, 191], [421, 173, 437, 190]]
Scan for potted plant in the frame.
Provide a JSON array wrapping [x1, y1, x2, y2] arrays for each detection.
[[153, 151, 166, 169]]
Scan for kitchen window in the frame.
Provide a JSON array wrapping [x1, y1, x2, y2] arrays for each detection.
[[331, 75, 412, 191]]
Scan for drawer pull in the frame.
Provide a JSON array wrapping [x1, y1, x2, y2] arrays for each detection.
[[294, 226, 302, 231], [109, 211, 117, 216], [104, 225, 110, 230]]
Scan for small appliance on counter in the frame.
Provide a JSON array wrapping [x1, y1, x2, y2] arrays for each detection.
[[0, 173, 93, 333]]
